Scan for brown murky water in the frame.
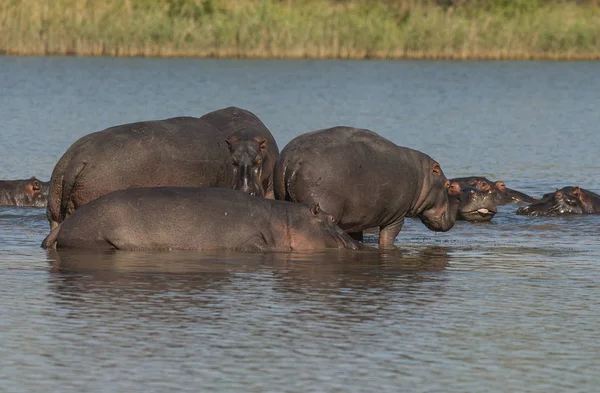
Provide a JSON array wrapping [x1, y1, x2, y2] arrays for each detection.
[[1, 57, 599, 392]]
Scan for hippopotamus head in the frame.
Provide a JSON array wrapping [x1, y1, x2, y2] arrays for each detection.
[[415, 161, 455, 232], [227, 136, 268, 197], [288, 204, 361, 250], [516, 186, 596, 216], [448, 182, 497, 222], [0, 176, 49, 207], [27, 176, 47, 200], [493, 181, 537, 205]]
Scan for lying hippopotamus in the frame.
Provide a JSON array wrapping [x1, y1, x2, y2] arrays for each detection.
[[450, 176, 536, 205], [200, 107, 279, 199], [41, 187, 361, 251], [0, 177, 49, 207], [448, 182, 497, 222], [46, 117, 232, 230], [516, 186, 600, 216], [274, 126, 455, 249]]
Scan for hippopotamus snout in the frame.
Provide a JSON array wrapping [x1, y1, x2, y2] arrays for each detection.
[[234, 174, 264, 197]]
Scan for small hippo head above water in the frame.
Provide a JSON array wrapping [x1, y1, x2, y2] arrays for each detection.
[[516, 186, 600, 216], [0, 176, 49, 208], [448, 182, 497, 222], [451, 176, 537, 206], [227, 135, 269, 197]]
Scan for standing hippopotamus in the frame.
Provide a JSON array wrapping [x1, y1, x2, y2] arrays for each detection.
[[274, 127, 455, 249], [0, 177, 49, 207], [46, 117, 232, 230], [447, 182, 497, 222], [41, 187, 361, 252], [200, 107, 279, 199], [451, 176, 536, 205], [516, 186, 600, 216]]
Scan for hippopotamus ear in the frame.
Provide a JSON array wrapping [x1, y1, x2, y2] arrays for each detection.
[[32, 179, 41, 191], [431, 162, 442, 176], [495, 181, 506, 191], [225, 137, 239, 152], [310, 204, 320, 215], [254, 137, 268, 151], [448, 181, 461, 195], [572, 187, 583, 199]]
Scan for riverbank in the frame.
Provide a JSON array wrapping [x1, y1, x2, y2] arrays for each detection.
[[2, 0, 600, 60]]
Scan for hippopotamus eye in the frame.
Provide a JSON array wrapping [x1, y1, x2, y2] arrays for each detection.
[[328, 215, 335, 223]]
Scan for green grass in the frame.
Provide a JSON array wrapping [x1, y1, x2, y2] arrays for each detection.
[[1, 0, 600, 59]]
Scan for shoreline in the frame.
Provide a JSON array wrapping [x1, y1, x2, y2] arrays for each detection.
[[3, 49, 600, 61], [2, 0, 600, 61]]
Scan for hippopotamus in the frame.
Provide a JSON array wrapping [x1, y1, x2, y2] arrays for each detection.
[[46, 117, 232, 230], [516, 186, 600, 216], [0, 177, 49, 207], [447, 182, 497, 222], [273, 126, 455, 249], [450, 176, 536, 205], [200, 107, 279, 199], [41, 187, 361, 252]]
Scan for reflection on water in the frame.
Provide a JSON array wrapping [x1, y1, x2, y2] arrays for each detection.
[[2, 58, 600, 391]]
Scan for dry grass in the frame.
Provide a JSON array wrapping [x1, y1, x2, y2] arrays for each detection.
[[1, 0, 600, 59]]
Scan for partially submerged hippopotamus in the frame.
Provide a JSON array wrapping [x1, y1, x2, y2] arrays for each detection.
[[274, 126, 455, 249], [448, 182, 497, 222], [450, 176, 536, 205], [0, 177, 49, 207], [200, 107, 279, 199], [41, 187, 361, 252], [46, 117, 232, 230], [516, 186, 600, 216]]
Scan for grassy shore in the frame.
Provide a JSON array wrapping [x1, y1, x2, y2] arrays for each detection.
[[1, 0, 600, 60]]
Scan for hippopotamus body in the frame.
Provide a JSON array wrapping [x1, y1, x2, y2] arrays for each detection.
[[200, 107, 279, 199], [516, 186, 600, 216], [451, 176, 536, 205], [447, 182, 497, 222], [41, 187, 360, 252], [0, 177, 49, 207], [46, 117, 233, 230], [274, 127, 455, 248]]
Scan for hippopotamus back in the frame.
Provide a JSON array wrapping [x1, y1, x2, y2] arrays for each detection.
[[46, 117, 232, 229]]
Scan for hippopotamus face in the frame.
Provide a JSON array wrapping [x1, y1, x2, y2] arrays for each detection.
[[0, 176, 49, 207], [227, 136, 268, 197], [416, 162, 455, 232], [516, 186, 598, 216], [448, 182, 497, 222], [452, 176, 536, 205], [291, 205, 362, 250]]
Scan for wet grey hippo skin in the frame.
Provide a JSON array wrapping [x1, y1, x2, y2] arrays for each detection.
[[273, 126, 455, 249], [450, 176, 537, 205], [0, 177, 49, 207], [46, 117, 233, 231], [516, 186, 600, 216], [41, 187, 361, 252], [447, 182, 497, 222], [200, 107, 279, 199]]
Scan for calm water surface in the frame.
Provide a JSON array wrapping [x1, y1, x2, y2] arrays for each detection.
[[1, 57, 599, 392]]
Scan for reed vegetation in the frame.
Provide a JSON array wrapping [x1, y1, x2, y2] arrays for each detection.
[[1, 0, 600, 59]]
